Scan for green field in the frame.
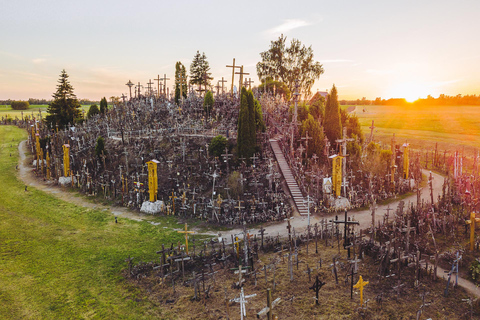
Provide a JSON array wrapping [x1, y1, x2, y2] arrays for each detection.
[[355, 104, 480, 155], [0, 105, 90, 120], [0, 126, 185, 319]]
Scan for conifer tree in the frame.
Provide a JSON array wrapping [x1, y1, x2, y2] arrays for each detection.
[[46, 69, 82, 129], [237, 89, 262, 161], [204, 91, 214, 116], [99, 97, 108, 114], [174, 61, 188, 104], [324, 84, 342, 146], [189, 51, 212, 91]]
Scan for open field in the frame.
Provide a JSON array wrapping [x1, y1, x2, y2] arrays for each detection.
[[355, 105, 480, 156], [0, 126, 188, 319], [0, 105, 91, 119]]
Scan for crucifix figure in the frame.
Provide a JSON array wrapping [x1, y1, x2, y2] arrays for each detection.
[[177, 223, 195, 254], [125, 80, 134, 100], [310, 275, 326, 305], [354, 275, 369, 306]]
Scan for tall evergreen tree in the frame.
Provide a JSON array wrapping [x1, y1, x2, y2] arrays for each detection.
[[99, 97, 108, 114], [189, 51, 213, 92], [237, 88, 257, 161], [46, 69, 82, 129], [174, 61, 188, 104], [324, 84, 342, 146]]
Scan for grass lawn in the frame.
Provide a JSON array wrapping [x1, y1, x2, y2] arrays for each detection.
[[355, 104, 480, 156], [0, 126, 185, 319]]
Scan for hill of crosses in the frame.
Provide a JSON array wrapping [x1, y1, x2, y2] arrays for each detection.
[[20, 73, 480, 318]]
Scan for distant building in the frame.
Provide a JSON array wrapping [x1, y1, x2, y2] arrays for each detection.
[[317, 90, 328, 99]]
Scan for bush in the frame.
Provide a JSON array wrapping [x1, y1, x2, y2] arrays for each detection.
[[204, 91, 214, 116], [11, 101, 29, 110], [95, 136, 105, 159], [209, 135, 227, 158], [87, 104, 100, 119], [470, 258, 480, 283]]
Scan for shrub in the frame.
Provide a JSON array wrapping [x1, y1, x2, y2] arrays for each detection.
[[11, 101, 29, 110]]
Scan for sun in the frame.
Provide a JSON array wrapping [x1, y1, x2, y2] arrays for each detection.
[[387, 82, 430, 102]]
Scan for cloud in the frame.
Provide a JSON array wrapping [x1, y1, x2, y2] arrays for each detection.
[[428, 79, 462, 87], [32, 58, 46, 64], [265, 19, 314, 35], [366, 68, 394, 75], [321, 59, 353, 63]]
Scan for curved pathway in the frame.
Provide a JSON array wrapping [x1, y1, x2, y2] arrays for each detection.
[[18, 140, 480, 297]]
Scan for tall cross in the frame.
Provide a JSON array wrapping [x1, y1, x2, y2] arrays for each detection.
[[245, 78, 254, 90], [333, 210, 359, 258], [177, 223, 195, 254], [301, 131, 313, 157], [162, 74, 170, 96], [169, 191, 178, 214], [146, 79, 154, 96], [136, 82, 142, 97], [353, 275, 369, 306], [226, 58, 241, 94], [154, 75, 162, 98], [369, 120, 376, 142], [125, 80, 134, 99], [465, 212, 480, 250], [335, 127, 354, 196], [235, 65, 249, 92], [219, 77, 227, 95]]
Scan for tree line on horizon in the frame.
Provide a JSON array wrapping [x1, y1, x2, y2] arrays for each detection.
[[339, 94, 480, 106]]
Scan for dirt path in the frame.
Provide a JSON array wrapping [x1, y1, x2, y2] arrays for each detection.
[[18, 140, 149, 222], [18, 140, 480, 297]]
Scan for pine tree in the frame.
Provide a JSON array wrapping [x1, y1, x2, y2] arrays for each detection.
[[324, 84, 342, 146], [99, 97, 108, 114], [174, 62, 188, 104], [204, 91, 215, 116], [46, 69, 82, 129], [189, 51, 212, 92]]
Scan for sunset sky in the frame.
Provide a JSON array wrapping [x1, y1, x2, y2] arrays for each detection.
[[1, 0, 479, 101]]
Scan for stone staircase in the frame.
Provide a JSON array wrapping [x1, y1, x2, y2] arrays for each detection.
[[270, 139, 308, 215]]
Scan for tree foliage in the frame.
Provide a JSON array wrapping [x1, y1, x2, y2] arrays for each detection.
[[309, 92, 325, 121], [204, 91, 215, 116], [324, 85, 342, 146], [209, 135, 227, 158], [257, 78, 291, 100], [190, 51, 212, 90], [95, 136, 105, 159], [46, 69, 82, 129], [301, 114, 325, 159], [100, 97, 107, 114], [174, 61, 187, 104], [87, 104, 99, 119], [256, 35, 324, 97], [11, 101, 29, 110], [237, 88, 257, 161]]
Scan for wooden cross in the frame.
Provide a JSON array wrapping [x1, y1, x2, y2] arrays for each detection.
[[125, 80, 134, 99], [285, 217, 294, 245], [346, 261, 358, 299], [219, 77, 227, 94], [226, 58, 241, 94], [353, 275, 369, 306], [230, 287, 256, 320], [177, 223, 195, 254], [465, 212, 480, 250], [309, 275, 326, 305], [232, 264, 249, 287], [324, 136, 331, 157], [333, 210, 359, 257], [235, 65, 249, 92], [257, 288, 281, 320], [258, 226, 267, 250], [176, 73, 187, 99], [146, 79, 154, 96], [245, 78, 254, 90], [154, 75, 162, 98], [169, 191, 178, 214], [368, 120, 375, 142], [301, 131, 313, 157], [162, 74, 170, 96], [136, 82, 142, 97]]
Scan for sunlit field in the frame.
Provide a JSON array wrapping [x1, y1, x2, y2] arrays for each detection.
[[0, 105, 92, 120], [355, 105, 480, 155]]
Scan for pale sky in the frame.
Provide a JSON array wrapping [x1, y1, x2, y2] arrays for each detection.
[[1, 0, 479, 101]]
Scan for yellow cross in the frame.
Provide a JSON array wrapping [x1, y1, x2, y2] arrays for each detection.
[[169, 191, 178, 214], [181, 191, 187, 206], [217, 194, 222, 208], [353, 275, 369, 305], [177, 223, 195, 254], [466, 212, 480, 250]]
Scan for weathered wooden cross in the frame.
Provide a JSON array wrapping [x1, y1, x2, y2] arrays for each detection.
[[310, 275, 326, 305], [257, 288, 281, 320], [177, 223, 195, 254]]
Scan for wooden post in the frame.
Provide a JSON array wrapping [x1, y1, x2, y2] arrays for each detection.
[[62, 144, 70, 177], [146, 159, 159, 202]]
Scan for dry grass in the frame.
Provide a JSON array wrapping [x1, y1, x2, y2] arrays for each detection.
[[129, 239, 480, 319]]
